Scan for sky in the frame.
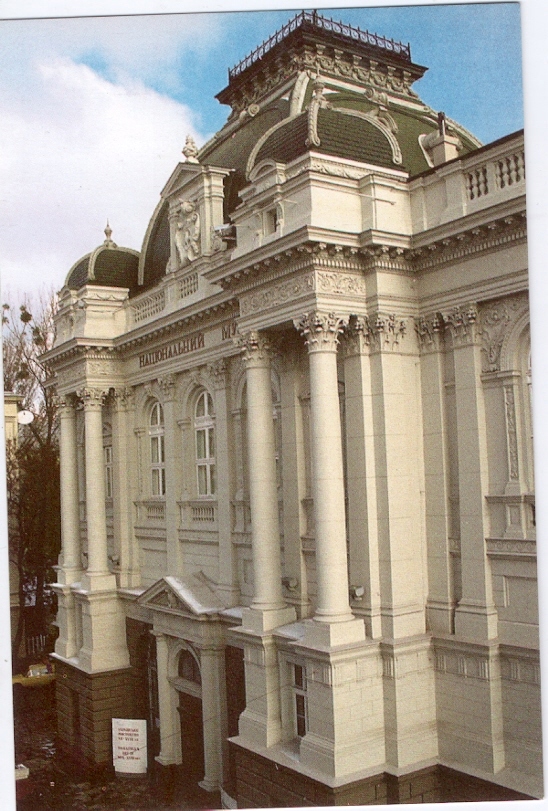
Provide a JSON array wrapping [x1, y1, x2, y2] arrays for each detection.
[[0, 1, 526, 300]]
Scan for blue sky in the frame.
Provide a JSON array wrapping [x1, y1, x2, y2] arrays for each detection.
[[0, 2, 528, 297]]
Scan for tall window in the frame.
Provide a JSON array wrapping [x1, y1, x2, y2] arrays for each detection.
[[195, 391, 215, 497], [149, 401, 165, 497], [104, 445, 113, 499]]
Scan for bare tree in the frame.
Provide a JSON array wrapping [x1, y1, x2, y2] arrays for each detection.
[[3, 290, 60, 667]]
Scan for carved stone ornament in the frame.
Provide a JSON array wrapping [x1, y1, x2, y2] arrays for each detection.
[[182, 135, 200, 164], [504, 385, 520, 481], [158, 374, 177, 400], [77, 387, 108, 408], [442, 304, 479, 346], [415, 313, 445, 352], [479, 293, 529, 373], [344, 315, 371, 356], [294, 311, 348, 352], [175, 199, 201, 266], [208, 358, 227, 389], [236, 331, 274, 365], [371, 313, 407, 351], [112, 387, 136, 410], [305, 78, 331, 147]]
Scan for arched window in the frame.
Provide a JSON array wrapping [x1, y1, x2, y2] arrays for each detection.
[[178, 649, 201, 684], [149, 401, 165, 496], [195, 391, 215, 497]]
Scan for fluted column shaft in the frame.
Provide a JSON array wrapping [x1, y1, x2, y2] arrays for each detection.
[[241, 332, 285, 614], [58, 397, 81, 580], [295, 312, 353, 623]]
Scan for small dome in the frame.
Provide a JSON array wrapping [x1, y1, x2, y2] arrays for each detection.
[[65, 224, 140, 294]]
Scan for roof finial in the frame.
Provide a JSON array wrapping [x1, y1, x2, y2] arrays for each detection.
[[103, 220, 116, 247], [182, 135, 200, 164]]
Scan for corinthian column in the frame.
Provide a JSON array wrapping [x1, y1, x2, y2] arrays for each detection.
[[58, 395, 82, 582], [79, 388, 116, 592], [239, 331, 295, 633], [295, 312, 364, 647]]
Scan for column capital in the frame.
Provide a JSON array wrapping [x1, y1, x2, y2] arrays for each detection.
[[77, 387, 108, 409], [158, 374, 177, 401], [442, 303, 479, 347], [207, 358, 228, 390], [111, 386, 136, 411], [294, 311, 348, 353], [344, 315, 371, 357], [415, 313, 445, 354], [237, 330, 275, 367], [58, 393, 79, 413]]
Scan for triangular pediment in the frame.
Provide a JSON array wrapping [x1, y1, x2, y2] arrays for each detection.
[[137, 572, 226, 616], [160, 161, 203, 201]]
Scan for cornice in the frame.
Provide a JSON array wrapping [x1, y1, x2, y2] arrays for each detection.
[[117, 297, 239, 353], [406, 210, 526, 273]]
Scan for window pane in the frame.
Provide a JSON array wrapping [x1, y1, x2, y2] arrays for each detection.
[[160, 469, 166, 496], [152, 468, 160, 496], [159, 435, 165, 463], [196, 392, 205, 418], [151, 436, 159, 463], [208, 427, 215, 458], [210, 465, 216, 495], [296, 694, 307, 737], [198, 465, 207, 496], [206, 392, 213, 416], [196, 429, 206, 459]]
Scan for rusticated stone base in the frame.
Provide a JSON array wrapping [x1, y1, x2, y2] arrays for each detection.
[[229, 742, 533, 806], [55, 659, 133, 772]]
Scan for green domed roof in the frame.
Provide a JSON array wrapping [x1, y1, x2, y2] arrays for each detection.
[[65, 225, 140, 294]]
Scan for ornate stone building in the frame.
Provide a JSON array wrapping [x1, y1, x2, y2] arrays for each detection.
[[44, 11, 539, 805]]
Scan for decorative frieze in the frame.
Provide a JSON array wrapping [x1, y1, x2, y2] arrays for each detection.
[[486, 538, 536, 559], [433, 646, 490, 681], [240, 274, 314, 316]]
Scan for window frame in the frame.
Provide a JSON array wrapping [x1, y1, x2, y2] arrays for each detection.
[[149, 401, 166, 497], [194, 390, 216, 498]]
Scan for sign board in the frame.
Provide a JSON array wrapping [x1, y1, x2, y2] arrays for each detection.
[[112, 718, 147, 774]]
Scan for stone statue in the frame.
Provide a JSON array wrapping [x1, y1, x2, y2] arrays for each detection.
[[175, 199, 201, 266]]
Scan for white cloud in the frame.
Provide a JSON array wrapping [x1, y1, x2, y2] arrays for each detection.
[[0, 55, 207, 296]]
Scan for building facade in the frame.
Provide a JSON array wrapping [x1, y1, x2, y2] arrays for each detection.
[[44, 12, 540, 805]]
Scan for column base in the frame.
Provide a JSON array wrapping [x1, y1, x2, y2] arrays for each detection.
[[302, 616, 365, 648], [454, 601, 498, 640], [54, 567, 84, 587], [80, 571, 118, 592], [241, 605, 296, 633], [199, 778, 220, 793]]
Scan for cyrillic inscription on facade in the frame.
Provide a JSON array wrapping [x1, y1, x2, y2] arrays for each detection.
[[139, 333, 204, 367], [222, 321, 237, 340]]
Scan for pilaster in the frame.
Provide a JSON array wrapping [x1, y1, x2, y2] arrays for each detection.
[[155, 632, 180, 766], [343, 317, 382, 638], [363, 311, 426, 639], [57, 394, 83, 584], [208, 359, 239, 606], [199, 644, 228, 791], [416, 313, 455, 634], [111, 387, 141, 588], [443, 304, 498, 641], [159, 374, 182, 575]]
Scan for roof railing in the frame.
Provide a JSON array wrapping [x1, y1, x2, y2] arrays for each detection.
[[228, 10, 411, 80]]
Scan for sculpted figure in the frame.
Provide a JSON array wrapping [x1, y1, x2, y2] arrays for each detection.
[[175, 199, 201, 266]]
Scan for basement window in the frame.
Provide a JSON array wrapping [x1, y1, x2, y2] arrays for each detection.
[[293, 664, 308, 738]]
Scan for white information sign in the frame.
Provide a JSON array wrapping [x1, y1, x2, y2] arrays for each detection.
[[112, 718, 147, 774]]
